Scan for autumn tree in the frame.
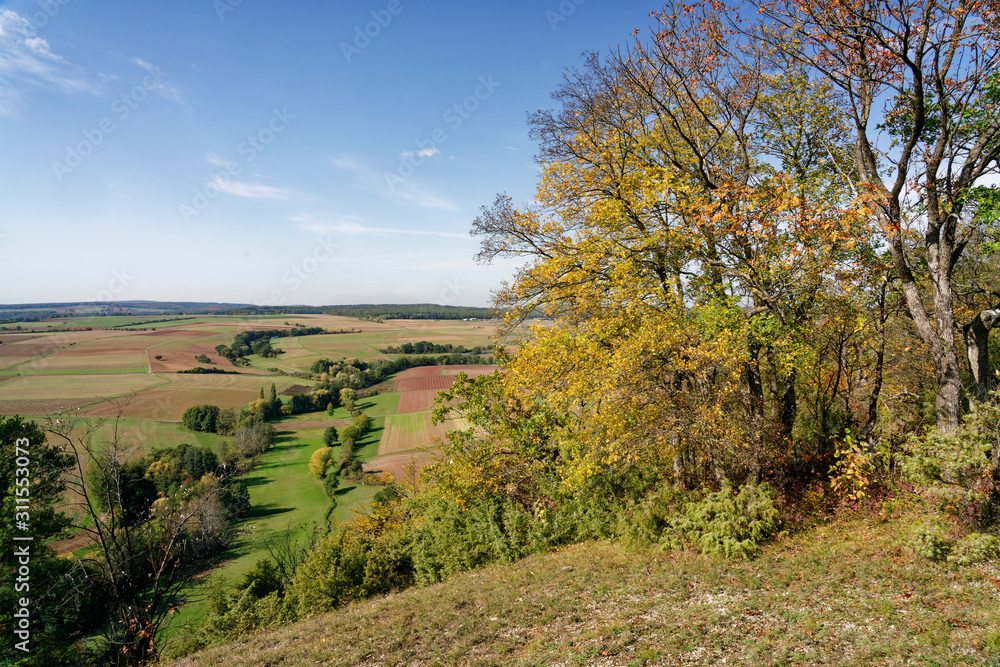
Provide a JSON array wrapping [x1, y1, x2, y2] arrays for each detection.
[[470, 2, 886, 488], [746, 0, 1000, 428]]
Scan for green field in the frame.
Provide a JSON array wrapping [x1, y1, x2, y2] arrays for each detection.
[[165, 413, 388, 634]]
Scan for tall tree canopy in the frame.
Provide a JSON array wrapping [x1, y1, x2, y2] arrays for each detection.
[[463, 0, 999, 496]]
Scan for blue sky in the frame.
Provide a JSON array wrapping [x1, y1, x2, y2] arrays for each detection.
[[0, 0, 657, 307]]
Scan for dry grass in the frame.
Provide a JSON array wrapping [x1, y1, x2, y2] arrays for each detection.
[[168, 514, 1000, 666]]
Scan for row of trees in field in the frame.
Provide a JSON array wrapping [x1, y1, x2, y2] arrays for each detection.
[[309, 354, 493, 390], [213, 327, 328, 364], [378, 341, 490, 355], [181, 384, 342, 437], [309, 410, 374, 492], [319, 304, 495, 320]]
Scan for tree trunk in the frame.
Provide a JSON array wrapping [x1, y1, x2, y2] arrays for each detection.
[[963, 308, 1000, 400]]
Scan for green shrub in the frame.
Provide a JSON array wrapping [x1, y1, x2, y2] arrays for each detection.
[[621, 484, 691, 547], [903, 397, 1000, 531], [659, 482, 780, 560], [911, 522, 952, 561], [946, 533, 1000, 566]]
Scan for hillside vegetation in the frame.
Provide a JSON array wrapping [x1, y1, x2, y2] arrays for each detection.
[[170, 0, 1000, 663], [171, 510, 1000, 666]]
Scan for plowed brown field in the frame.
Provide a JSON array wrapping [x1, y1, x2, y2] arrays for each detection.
[[395, 376, 455, 392], [441, 365, 497, 377], [395, 366, 443, 379], [396, 390, 442, 414]]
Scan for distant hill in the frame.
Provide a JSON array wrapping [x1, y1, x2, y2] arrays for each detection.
[[0, 301, 500, 322]]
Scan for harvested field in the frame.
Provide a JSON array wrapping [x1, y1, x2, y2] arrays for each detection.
[[0, 357, 33, 370], [147, 343, 244, 373], [379, 413, 453, 455], [0, 337, 77, 359], [82, 387, 262, 421], [0, 373, 167, 401], [395, 375, 455, 392], [133, 329, 207, 338], [362, 450, 436, 483], [0, 399, 94, 416], [441, 364, 498, 377], [38, 348, 147, 371], [395, 389, 442, 414], [162, 374, 309, 391], [395, 365, 443, 379]]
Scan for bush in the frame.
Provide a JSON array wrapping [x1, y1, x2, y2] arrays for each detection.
[[656, 482, 780, 560], [911, 521, 953, 561], [947, 533, 1000, 566], [352, 412, 370, 432], [903, 397, 1000, 531], [323, 425, 338, 447], [340, 424, 362, 443]]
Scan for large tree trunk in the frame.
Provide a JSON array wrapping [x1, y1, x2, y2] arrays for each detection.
[[963, 307, 1000, 400]]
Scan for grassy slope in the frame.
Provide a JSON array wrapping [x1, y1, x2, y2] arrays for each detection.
[[170, 515, 1000, 667]]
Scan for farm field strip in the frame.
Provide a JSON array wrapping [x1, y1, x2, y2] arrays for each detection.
[[441, 364, 497, 377], [378, 412, 454, 456], [395, 375, 455, 392], [0, 372, 169, 400], [396, 389, 442, 414]]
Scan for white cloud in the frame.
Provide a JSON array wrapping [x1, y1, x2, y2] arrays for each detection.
[[295, 215, 470, 240], [400, 147, 440, 159], [327, 153, 457, 210], [0, 9, 95, 113], [213, 178, 295, 200], [132, 57, 187, 106]]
